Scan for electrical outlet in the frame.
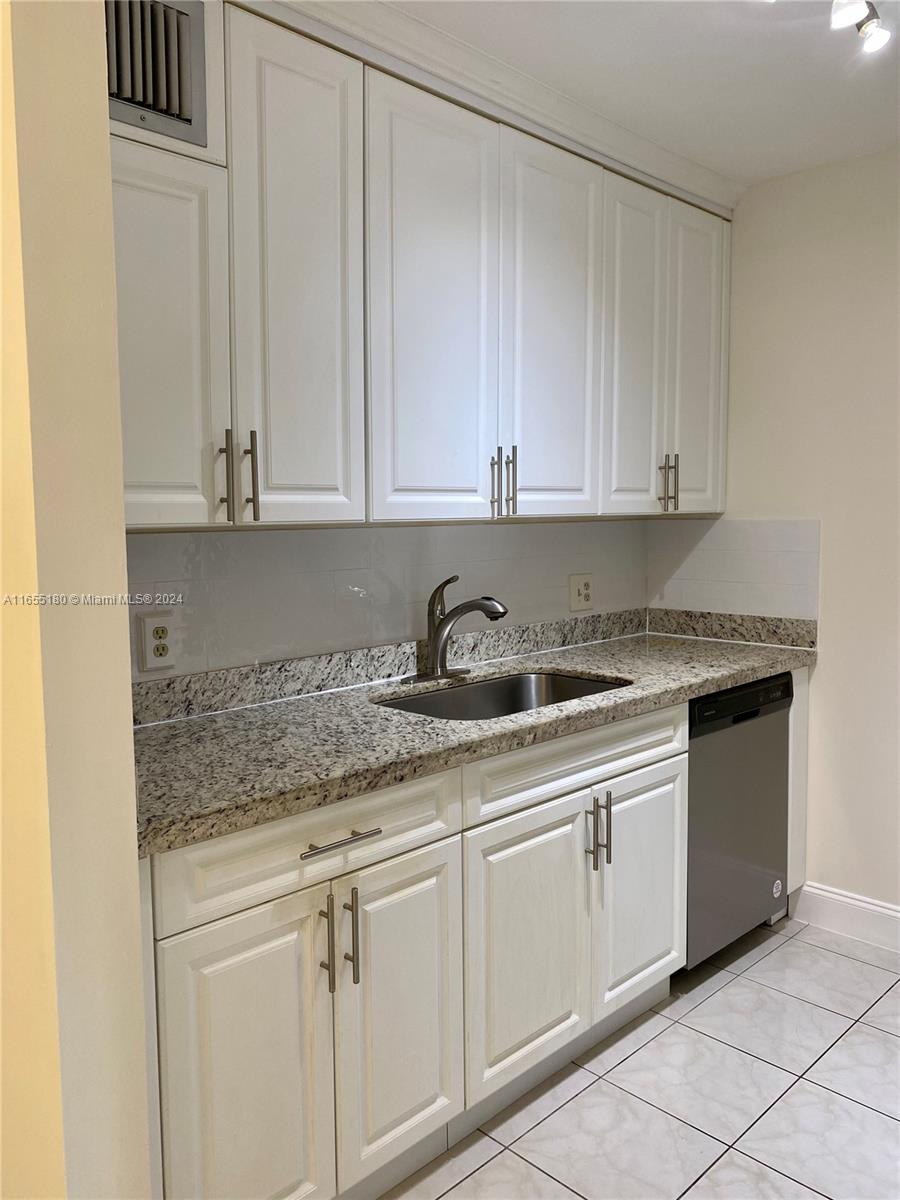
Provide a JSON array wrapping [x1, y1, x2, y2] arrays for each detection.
[[569, 574, 594, 612], [140, 611, 177, 672]]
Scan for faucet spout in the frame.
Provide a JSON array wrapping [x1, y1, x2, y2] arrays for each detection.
[[420, 580, 508, 681]]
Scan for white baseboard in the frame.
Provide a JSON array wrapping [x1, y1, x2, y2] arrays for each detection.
[[793, 882, 900, 952]]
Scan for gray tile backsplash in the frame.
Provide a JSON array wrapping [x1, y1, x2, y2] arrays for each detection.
[[127, 522, 648, 680], [127, 517, 821, 681]]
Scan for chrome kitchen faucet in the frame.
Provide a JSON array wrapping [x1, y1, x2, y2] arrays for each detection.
[[418, 575, 508, 682]]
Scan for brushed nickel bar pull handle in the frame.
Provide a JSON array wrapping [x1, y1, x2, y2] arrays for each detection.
[[658, 453, 671, 512], [490, 445, 502, 518], [598, 790, 613, 865], [300, 827, 383, 862], [343, 886, 360, 986], [511, 444, 518, 515], [244, 428, 261, 521], [319, 893, 336, 994], [672, 452, 680, 513], [504, 452, 513, 517], [585, 793, 601, 872], [218, 427, 235, 523]]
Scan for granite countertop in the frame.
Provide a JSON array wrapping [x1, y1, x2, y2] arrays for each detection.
[[134, 634, 814, 857]]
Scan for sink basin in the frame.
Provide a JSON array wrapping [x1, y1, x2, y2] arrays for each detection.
[[377, 672, 629, 721]]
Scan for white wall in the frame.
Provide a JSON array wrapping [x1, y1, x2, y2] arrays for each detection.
[[647, 517, 820, 618], [727, 147, 900, 908], [126, 521, 648, 678], [5, 2, 152, 1194]]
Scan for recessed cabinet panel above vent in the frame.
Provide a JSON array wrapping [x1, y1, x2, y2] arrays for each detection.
[[105, 0, 206, 147]]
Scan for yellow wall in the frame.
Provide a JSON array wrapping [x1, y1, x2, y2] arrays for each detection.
[[1, 3, 67, 1193], [728, 147, 900, 906], [2, 1, 151, 1194]]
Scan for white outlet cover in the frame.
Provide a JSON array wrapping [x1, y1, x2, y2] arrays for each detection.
[[139, 611, 177, 672], [569, 574, 594, 612]]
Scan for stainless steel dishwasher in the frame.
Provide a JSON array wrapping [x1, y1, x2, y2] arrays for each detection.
[[686, 673, 793, 969]]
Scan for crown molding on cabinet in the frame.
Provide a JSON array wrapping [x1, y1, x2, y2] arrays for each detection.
[[232, 0, 742, 216]]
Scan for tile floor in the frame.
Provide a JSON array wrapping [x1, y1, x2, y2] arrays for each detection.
[[384, 920, 900, 1200]]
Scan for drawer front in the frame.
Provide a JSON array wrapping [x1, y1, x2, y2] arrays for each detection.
[[463, 706, 688, 827], [153, 769, 462, 937]]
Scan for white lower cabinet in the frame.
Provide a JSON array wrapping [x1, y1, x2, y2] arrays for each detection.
[[593, 755, 688, 1019], [153, 720, 690, 1197], [156, 884, 336, 1200], [333, 838, 464, 1190], [464, 790, 593, 1105]]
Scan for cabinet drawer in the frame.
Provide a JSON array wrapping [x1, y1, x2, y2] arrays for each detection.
[[462, 706, 687, 826], [152, 769, 462, 937]]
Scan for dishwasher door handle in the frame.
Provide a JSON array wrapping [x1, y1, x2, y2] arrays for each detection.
[[732, 708, 762, 724]]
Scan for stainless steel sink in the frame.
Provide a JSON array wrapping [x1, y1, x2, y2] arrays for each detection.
[[377, 672, 629, 721]]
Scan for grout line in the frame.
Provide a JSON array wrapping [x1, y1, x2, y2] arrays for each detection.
[[672, 1146, 732, 1200], [791, 931, 900, 976], [477, 1065, 595, 1144], [673, 1018, 804, 1077], [429, 1133, 505, 1200], [651, 967, 737, 1019], [727, 1148, 832, 1200], [732, 972, 871, 1021], [801, 1077, 900, 1125], [602, 1075, 731, 1148], [574, 1013, 674, 1079], [504, 1145, 592, 1200]]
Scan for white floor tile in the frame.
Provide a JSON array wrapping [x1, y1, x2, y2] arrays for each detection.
[[709, 929, 789, 974], [736, 1080, 900, 1200], [652, 964, 734, 1021], [863, 981, 900, 1038], [606, 1023, 794, 1143], [682, 1149, 822, 1199], [479, 1063, 594, 1145], [441, 1151, 581, 1199], [768, 917, 808, 939], [744, 938, 899, 1019], [515, 1078, 723, 1200], [681, 975, 852, 1073], [381, 1133, 501, 1200], [795, 925, 900, 975], [575, 1010, 672, 1076], [806, 1023, 900, 1120]]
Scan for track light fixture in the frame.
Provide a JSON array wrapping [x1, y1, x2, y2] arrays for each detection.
[[830, 0, 869, 29], [857, 2, 892, 51]]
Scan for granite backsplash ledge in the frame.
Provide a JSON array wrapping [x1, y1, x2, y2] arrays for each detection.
[[132, 608, 647, 726], [648, 609, 817, 649]]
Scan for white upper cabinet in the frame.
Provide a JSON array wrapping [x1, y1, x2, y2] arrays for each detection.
[[111, 137, 231, 527], [600, 173, 668, 515], [157, 885, 336, 1200], [228, 7, 365, 523], [499, 130, 603, 516], [332, 839, 463, 1191], [593, 756, 688, 1020], [664, 200, 728, 513], [367, 71, 500, 521], [600, 183, 728, 516]]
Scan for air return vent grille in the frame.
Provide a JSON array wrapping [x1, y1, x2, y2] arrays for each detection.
[[105, 0, 206, 147]]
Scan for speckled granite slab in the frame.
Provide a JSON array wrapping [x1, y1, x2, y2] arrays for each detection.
[[132, 641, 417, 726], [135, 635, 814, 857], [132, 609, 647, 726], [649, 609, 817, 648]]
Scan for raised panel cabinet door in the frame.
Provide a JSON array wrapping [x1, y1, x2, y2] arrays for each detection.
[[333, 837, 464, 1191], [593, 755, 688, 1021], [499, 129, 603, 515], [228, 8, 365, 522], [464, 791, 592, 1105], [599, 174, 668, 514], [156, 885, 336, 1200], [111, 137, 231, 526], [665, 200, 728, 513], [367, 70, 500, 520]]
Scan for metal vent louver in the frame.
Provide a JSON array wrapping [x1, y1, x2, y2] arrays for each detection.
[[105, 0, 206, 147]]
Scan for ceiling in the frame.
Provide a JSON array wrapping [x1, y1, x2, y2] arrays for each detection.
[[389, 1, 900, 185]]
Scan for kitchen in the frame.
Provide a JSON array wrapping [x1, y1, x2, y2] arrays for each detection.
[[3, 2, 899, 1199]]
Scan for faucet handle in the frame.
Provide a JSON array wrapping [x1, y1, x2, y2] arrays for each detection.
[[427, 575, 459, 641]]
